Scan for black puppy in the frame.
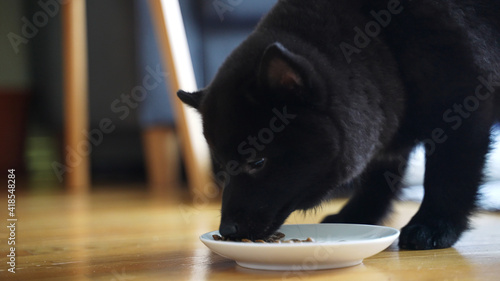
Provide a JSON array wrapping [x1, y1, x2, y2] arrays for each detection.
[[178, 0, 500, 250]]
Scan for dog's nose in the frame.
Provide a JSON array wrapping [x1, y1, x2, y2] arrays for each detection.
[[219, 223, 238, 237]]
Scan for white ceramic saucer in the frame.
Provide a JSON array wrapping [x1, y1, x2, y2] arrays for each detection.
[[200, 223, 399, 271]]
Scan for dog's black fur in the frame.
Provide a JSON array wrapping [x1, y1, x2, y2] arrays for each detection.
[[178, 0, 500, 250]]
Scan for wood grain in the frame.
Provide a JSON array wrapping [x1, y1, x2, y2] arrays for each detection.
[[2, 188, 499, 280]]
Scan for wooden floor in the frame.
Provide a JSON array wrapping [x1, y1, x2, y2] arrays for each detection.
[[2, 186, 500, 281]]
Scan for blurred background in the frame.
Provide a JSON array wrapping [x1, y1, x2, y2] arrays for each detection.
[[0, 0, 277, 191], [0, 0, 498, 200]]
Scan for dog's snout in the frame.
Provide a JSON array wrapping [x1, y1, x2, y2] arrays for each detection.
[[219, 222, 238, 238]]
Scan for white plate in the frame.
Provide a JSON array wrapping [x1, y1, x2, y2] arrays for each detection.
[[200, 224, 399, 271]]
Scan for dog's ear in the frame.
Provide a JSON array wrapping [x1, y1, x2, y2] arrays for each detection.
[[258, 43, 314, 92], [177, 90, 204, 110]]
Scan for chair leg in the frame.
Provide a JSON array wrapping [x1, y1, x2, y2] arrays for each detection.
[[142, 127, 180, 194], [62, 0, 90, 193], [148, 0, 212, 197]]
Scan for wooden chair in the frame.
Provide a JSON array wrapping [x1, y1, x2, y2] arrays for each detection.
[[62, 0, 90, 193], [62, 0, 212, 196]]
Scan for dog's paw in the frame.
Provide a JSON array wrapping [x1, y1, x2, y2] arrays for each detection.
[[399, 221, 462, 250]]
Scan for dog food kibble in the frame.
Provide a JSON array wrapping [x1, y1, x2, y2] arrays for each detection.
[[212, 232, 315, 243]]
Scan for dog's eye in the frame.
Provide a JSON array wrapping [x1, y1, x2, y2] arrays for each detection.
[[246, 158, 267, 175]]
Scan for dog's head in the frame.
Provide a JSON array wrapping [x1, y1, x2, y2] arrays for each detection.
[[177, 42, 379, 240]]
